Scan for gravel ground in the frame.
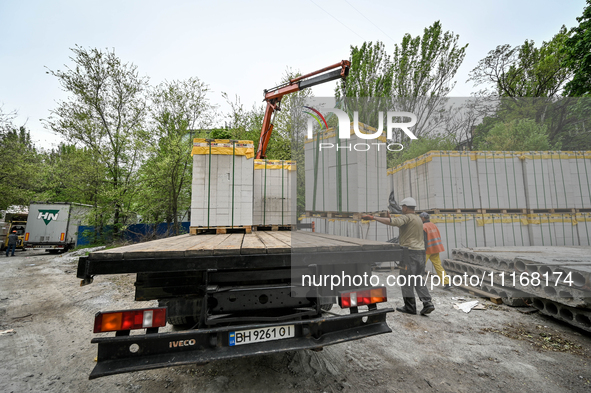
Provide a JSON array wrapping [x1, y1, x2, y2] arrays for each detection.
[[0, 249, 590, 392]]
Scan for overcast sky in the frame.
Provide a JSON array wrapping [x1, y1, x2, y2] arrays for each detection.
[[0, 0, 586, 148]]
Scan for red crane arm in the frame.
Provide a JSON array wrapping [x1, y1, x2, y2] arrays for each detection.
[[255, 60, 350, 159]]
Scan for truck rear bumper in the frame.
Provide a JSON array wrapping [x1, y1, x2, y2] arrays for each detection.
[[89, 307, 393, 379]]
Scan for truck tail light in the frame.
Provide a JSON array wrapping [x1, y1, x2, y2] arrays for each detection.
[[93, 307, 167, 333], [25, 233, 29, 241], [338, 287, 387, 308], [60, 233, 65, 241]]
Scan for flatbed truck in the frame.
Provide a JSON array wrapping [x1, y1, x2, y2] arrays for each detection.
[[77, 231, 404, 379]]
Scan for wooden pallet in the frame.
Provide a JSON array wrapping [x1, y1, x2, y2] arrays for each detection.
[[190, 225, 252, 235], [424, 208, 590, 214], [424, 208, 528, 214], [304, 211, 390, 219], [252, 225, 292, 232]]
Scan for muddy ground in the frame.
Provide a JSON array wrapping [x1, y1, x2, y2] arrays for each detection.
[[0, 249, 590, 393]]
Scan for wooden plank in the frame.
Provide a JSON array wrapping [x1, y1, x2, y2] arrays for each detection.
[[266, 231, 292, 247], [287, 232, 318, 253], [241, 233, 268, 255], [185, 234, 231, 256], [291, 232, 359, 252], [172, 234, 217, 252], [213, 234, 245, 256], [297, 232, 394, 251], [89, 235, 190, 260], [124, 234, 194, 259], [255, 231, 290, 254]]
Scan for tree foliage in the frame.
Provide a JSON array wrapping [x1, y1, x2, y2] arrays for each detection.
[[338, 22, 467, 140], [0, 126, 41, 210], [45, 46, 150, 235], [469, 28, 572, 97], [477, 119, 559, 151], [563, 0, 591, 96], [388, 135, 456, 168], [136, 77, 214, 234]]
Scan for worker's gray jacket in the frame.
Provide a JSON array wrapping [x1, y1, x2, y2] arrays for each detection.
[[7, 233, 18, 245]]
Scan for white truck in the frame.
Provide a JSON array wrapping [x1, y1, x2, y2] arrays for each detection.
[[24, 202, 92, 253]]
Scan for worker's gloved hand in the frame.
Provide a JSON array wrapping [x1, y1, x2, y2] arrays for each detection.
[[361, 215, 374, 220]]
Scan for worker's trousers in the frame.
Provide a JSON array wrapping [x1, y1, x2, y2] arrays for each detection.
[[426, 253, 449, 285], [5, 243, 16, 256], [399, 250, 432, 313]]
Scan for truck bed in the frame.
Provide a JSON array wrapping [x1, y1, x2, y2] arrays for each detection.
[[77, 231, 403, 280]]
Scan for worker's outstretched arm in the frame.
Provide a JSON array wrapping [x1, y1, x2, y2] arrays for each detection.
[[362, 214, 409, 227]]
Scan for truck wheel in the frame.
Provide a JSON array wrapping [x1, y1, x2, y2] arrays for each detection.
[[158, 298, 202, 327], [167, 316, 197, 327]]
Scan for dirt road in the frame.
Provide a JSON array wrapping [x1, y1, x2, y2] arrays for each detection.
[[0, 250, 589, 392]]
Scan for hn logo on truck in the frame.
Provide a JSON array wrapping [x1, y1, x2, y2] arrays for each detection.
[[37, 210, 60, 225]]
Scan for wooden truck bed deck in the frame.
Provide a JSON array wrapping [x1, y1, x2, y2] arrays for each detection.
[[77, 232, 404, 281], [87, 232, 400, 260]]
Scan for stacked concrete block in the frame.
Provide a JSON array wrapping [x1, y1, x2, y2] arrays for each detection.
[[446, 246, 591, 333], [253, 160, 296, 226], [298, 212, 591, 261], [305, 122, 388, 213], [388, 151, 591, 211], [191, 139, 254, 228]]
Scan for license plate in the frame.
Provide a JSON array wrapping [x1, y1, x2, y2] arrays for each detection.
[[229, 325, 295, 346]]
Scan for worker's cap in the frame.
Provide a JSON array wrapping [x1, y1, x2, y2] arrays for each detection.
[[419, 212, 430, 219], [400, 197, 417, 207]]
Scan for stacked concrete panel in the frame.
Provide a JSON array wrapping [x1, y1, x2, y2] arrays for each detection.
[[387, 151, 591, 211], [253, 160, 297, 226], [445, 246, 591, 333], [191, 139, 254, 228], [305, 122, 388, 213], [299, 212, 591, 261]]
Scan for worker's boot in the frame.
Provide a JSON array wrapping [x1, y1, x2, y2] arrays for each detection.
[[396, 297, 417, 314], [420, 302, 435, 316]]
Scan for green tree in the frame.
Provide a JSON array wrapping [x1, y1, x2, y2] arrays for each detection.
[[478, 119, 559, 151], [45, 46, 149, 236], [469, 28, 571, 97], [39, 144, 105, 207], [563, 0, 591, 96], [138, 77, 214, 234], [339, 22, 467, 140], [388, 134, 457, 168], [0, 126, 42, 209]]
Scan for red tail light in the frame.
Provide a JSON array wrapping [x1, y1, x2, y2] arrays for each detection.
[[338, 287, 387, 308], [93, 307, 167, 333]]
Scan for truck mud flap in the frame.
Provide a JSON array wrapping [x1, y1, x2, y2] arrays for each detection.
[[89, 308, 393, 379]]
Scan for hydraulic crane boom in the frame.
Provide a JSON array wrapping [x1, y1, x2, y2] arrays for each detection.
[[255, 60, 351, 159]]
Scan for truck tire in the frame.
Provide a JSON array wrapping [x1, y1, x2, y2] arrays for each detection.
[[167, 316, 197, 327], [158, 298, 202, 327]]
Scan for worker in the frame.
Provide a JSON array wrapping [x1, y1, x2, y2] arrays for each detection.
[[6, 230, 18, 257], [362, 197, 435, 316], [420, 212, 450, 290]]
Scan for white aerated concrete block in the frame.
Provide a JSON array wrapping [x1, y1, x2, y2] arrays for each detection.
[[191, 141, 254, 227]]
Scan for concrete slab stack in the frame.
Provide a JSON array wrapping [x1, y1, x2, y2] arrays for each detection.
[[190, 139, 254, 228], [299, 212, 591, 261], [388, 151, 591, 211], [305, 122, 388, 213], [253, 160, 297, 226], [444, 246, 591, 333]]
